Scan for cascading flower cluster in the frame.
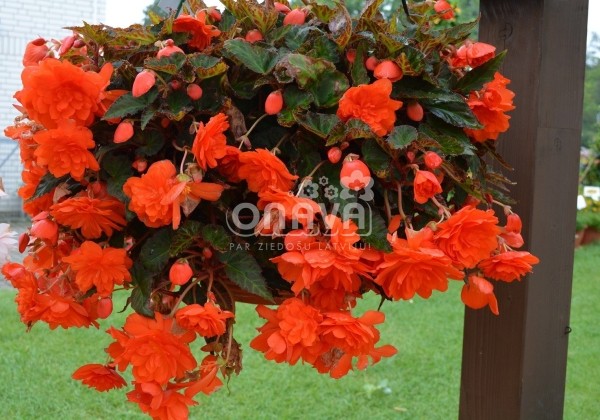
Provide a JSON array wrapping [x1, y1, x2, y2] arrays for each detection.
[[3, 0, 539, 419]]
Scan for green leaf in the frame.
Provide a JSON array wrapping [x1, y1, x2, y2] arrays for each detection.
[[387, 125, 418, 150], [420, 97, 481, 129], [295, 111, 340, 138], [359, 211, 392, 252], [103, 90, 159, 120], [454, 50, 508, 94], [188, 53, 228, 79], [308, 69, 349, 108], [418, 116, 476, 156], [306, 36, 340, 64], [136, 131, 165, 157], [393, 77, 462, 102], [350, 43, 369, 86], [144, 52, 186, 75], [140, 228, 174, 272], [276, 53, 332, 88], [130, 261, 154, 317], [31, 173, 66, 200], [103, 154, 133, 178], [223, 39, 278, 74], [285, 26, 313, 51], [169, 220, 203, 257], [140, 106, 157, 130], [201, 224, 231, 252], [327, 119, 377, 146], [283, 85, 314, 110], [218, 249, 273, 301], [362, 140, 392, 178], [167, 90, 192, 115]]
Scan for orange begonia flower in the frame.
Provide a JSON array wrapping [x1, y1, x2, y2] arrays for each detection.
[[51, 195, 126, 239], [413, 170, 443, 204], [461, 275, 499, 315], [184, 355, 224, 397], [271, 216, 372, 302], [123, 160, 176, 228], [238, 149, 298, 194], [434, 205, 500, 269], [173, 11, 221, 50], [314, 310, 397, 378], [107, 312, 197, 385], [217, 145, 242, 183], [22, 38, 49, 66], [375, 228, 464, 300], [336, 78, 403, 136], [127, 382, 198, 420], [124, 160, 223, 229], [465, 72, 515, 142], [191, 113, 229, 170], [33, 122, 99, 181], [15, 58, 112, 128], [450, 42, 496, 68], [478, 251, 539, 282], [251, 298, 324, 365], [72, 364, 127, 392], [175, 302, 234, 337], [257, 187, 321, 233], [2, 262, 39, 323], [63, 241, 131, 297], [500, 213, 524, 248]]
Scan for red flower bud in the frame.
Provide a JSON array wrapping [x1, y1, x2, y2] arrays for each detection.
[[407, 101, 424, 122], [157, 39, 184, 58], [245, 29, 264, 43], [407, 151, 416, 162], [340, 141, 350, 151], [283, 9, 306, 25], [30, 218, 58, 245], [170, 80, 182, 90], [18, 233, 30, 253], [169, 260, 193, 285], [340, 156, 371, 191], [424, 151, 443, 169], [22, 38, 48, 66], [202, 248, 213, 259], [59, 35, 77, 56], [132, 158, 148, 173], [434, 0, 454, 20], [374, 60, 403, 82], [365, 56, 379, 71], [274, 2, 291, 13], [265, 90, 284, 115], [161, 117, 170, 128], [346, 49, 356, 63], [132, 70, 156, 98], [186, 83, 203, 100], [114, 121, 134, 144], [327, 147, 342, 164], [97, 298, 113, 319], [208, 7, 222, 21]]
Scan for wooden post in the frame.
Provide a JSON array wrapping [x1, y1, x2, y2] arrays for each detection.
[[459, 1, 589, 419]]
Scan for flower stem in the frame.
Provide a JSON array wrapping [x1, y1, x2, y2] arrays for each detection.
[[296, 160, 327, 197], [169, 274, 208, 317]]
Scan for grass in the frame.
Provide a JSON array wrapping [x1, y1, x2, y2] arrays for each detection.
[[0, 243, 598, 419]]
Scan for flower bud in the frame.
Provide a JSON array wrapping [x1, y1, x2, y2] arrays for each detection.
[[245, 29, 264, 43], [407, 101, 424, 122], [265, 90, 284, 115], [169, 260, 193, 285], [327, 147, 342, 164], [18, 233, 30, 253], [283, 9, 306, 25], [157, 39, 184, 58], [132, 70, 156, 98], [186, 83, 203, 100], [274, 2, 291, 13], [365, 56, 379, 71], [23, 38, 48, 66], [374, 60, 403, 82], [424, 151, 443, 169], [132, 158, 148, 173], [114, 121, 134, 143], [434, 0, 454, 20], [97, 298, 113, 319]]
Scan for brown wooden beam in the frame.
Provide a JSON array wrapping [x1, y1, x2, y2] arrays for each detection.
[[459, 1, 589, 419]]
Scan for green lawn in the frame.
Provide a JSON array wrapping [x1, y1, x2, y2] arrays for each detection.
[[0, 244, 598, 419]]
